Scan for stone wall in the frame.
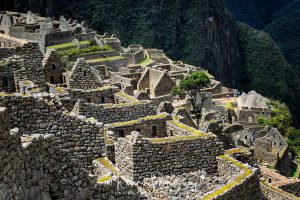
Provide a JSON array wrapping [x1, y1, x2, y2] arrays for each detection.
[[279, 182, 300, 197], [0, 34, 46, 90], [0, 59, 16, 92], [88, 57, 128, 72], [106, 113, 172, 139], [115, 132, 224, 182], [72, 100, 157, 124], [260, 182, 298, 200], [68, 58, 101, 90], [201, 156, 262, 200], [0, 94, 105, 169]]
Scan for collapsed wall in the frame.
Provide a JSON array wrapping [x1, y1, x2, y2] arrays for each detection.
[[72, 100, 157, 124], [0, 94, 105, 169]]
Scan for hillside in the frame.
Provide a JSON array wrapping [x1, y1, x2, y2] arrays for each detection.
[[224, 0, 294, 29], [1, 0, 299, 125], [237, 23, 300, 125], [263, 0, 300, 76]]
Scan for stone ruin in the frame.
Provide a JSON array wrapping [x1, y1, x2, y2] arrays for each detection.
[[0, 10, 299, 200]]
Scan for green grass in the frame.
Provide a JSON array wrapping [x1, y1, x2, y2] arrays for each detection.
[[86, 56, 124, 63], [200, 155, 252, 200], [47, 40, 90, 49], [63, 45, 112, 56], [138, 57, 154, 66], [291, 163, 300, 179]]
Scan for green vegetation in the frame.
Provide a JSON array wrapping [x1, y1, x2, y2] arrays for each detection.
[[47, 40, 90, 49], [109, 113, 168, 127], [63, 45, 112, 56], [237, 22, 300, 127], [257, 100, 292, 136], [200, 155, 252, 200], [172, 71, 210, 129], [138, 57, 154, 66], [257, 100, 300, 164], [86, 56, 124, 63]]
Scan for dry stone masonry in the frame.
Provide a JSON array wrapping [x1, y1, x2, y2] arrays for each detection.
[[0, 10, 297, 200]]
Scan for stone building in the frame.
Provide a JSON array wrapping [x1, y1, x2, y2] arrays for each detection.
[[138, 67, 175, 98], [67, 58, 102, 90], [42, 49, 65, 84], [254, 128, 291, 176]]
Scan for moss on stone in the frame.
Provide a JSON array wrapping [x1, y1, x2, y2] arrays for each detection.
[[109, 120, 139, 127], [200, 155, 252, 200], [97, 175, 112, 183], [22, 80, 31, 86], [55, 87, 65, 94], [224, 148, 241, 155], [104, 130, 114, 145], [169, 120, 203, 135], [148, 134, 210, 144], [260, 181, 299, 199], [115, 92, 138, 102], [97, 157, 119, 175], [141, 113, 168, 121]]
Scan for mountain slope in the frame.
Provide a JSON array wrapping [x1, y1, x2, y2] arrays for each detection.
[[237, 23, 300, 125], [224, 0, 294, 29], [263, 0, 300, 76]]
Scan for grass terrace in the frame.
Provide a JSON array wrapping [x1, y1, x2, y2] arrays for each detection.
[[47, 40, 90, 49], [86, 56, 124, 63], [138, 57, 154, 66], [199, 155, 252, 200]]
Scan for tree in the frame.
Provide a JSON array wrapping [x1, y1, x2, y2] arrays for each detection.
[[172, 71, 210, 129]]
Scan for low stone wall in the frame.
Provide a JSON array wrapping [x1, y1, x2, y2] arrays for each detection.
[[115, 132, 224, 182], [52, 86, 116, 111], [199, 155, 262, 200], [0, 94, 105, 169], [151, 94, 173, 106], [106, 113, 172, 139], [114, 92, 138, 103], [93, 177, 144, 200], [279, 182, 300, 197], [72, 100, 157, 124], [260, 182, 298, 200]]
